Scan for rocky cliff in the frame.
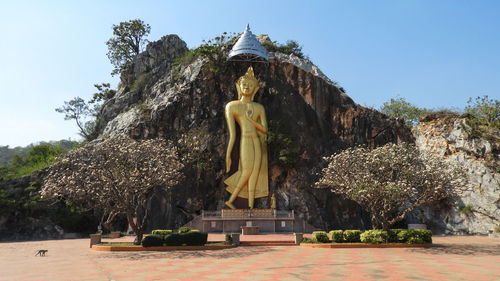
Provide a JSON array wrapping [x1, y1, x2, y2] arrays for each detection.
[[95, 34, 413, 231], [410, 113, 500, 234]]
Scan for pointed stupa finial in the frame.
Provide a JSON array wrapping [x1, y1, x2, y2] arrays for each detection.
[[228, 24, 268, 62]]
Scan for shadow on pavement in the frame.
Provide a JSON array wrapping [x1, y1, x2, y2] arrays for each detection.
[[95, 246, 278, 260], [408, 243, 500, 256]]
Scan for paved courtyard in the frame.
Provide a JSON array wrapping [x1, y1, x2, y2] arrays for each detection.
[[0, 235, 499, 280]]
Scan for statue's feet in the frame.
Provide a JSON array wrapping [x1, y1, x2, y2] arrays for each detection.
[[225, 201, 236, 209]]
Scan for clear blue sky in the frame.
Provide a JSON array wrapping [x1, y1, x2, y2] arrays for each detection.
[[1, 0, 499, 147]]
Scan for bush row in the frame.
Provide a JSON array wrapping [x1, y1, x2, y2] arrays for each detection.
[[305, 229, 432, 244], [151, 229, 173, 236], [142, 231, 208, 247]]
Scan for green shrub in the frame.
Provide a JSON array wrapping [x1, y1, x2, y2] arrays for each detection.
[[360, 230, 388, 244], [162, 231, 208, 246], [397, 229, 432, 244], [388, 229, 406, 243], [178, 226, 192, 234], [141, 235, 164, 247], [465, 95, 500, 131], [380, 96, 427, 127], [151, 229, 173, 236], [261, 40, 306, 59], [329, 230, 344, 243], [396, 230, 411, 243], [312, 231, 330, 243], [408, 237, 425, 244], [225, 234, 233, 245], [343, 230, 362, 242], [413, 229, 432, 243], [266, 120, 299, 169], [130, 73, 148, 93], [180, 231, 208, 246], [164, 233, 183, 246], [301, 237, 314, 243]]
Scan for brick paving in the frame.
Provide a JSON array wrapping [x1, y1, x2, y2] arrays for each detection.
[[0, 235, 499, 280]]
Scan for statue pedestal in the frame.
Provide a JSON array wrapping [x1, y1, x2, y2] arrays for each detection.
[[201, 209, 295, 233], [222, 209, 274, 218], [241, 226, 259, 235]]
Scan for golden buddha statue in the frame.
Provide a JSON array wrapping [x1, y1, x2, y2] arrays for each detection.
[[224, 66, 268, 209]]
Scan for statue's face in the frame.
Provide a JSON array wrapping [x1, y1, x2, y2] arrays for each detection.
[[240, 79, 256, 96]]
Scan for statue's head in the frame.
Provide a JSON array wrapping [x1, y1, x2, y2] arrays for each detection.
[[236, 66, 260, 100]]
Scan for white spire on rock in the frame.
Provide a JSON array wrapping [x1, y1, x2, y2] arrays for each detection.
[[228, 24, 268, 62]]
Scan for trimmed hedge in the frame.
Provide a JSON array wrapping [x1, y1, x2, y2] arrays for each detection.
[[397, 229, 432, 244], [225, 234, 233, 245], [142, 231, 208, 247], [178, 226, 192, 234], [163, 233, 183, 246], [360, 230, 388, 244], [180, 231, 208, 246], [151, 229, 173, 236], [302, 229, 432, 245], [141, 234, 164, 247], [329, 230, 344, 243], [301, 237, 314, 243], [388, 229, 406, 243], [344, 230, 362, 243], [312, 231, 330, 243]]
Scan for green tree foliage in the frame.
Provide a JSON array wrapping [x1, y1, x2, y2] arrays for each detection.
[[261, 40, 306, 59], [55, 97, 95, 140], [0, 146, 28, 165], [0, 182, 44, 221], [0, 180, 99, 234], [106, 19, 151, 76], [173, 32, 236, 75], [0, 141, 77, 180], [0, 140, 78, 166], [465, 95, 500, 131], [56, 83, 116, 141], [89, 83, 116, 104], [380, 96, 427, 127], [266, 120, 298, 169]]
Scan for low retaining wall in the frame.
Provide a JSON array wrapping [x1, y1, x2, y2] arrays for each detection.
[[91, 244, 235, 251], [301, 243, 433, 248]]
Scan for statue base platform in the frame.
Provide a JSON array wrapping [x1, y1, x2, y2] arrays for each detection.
[[201, 209, 295, 233], [222, 208, 274, 218]]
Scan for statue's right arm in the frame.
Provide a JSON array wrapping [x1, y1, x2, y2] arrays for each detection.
[[225, 103, 236, 173]]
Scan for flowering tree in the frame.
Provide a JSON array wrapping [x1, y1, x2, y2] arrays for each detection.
[[316, 143, 468, 230], [41, 135, 183, 244]]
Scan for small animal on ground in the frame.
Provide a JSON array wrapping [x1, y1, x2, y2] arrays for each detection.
[[35, 250, 48, 256]]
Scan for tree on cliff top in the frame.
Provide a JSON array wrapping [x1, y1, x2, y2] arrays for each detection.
[[465, 95, 500, 132], [380, 96, 427, 127], [41, 135, 183, 244], [316, 143, 468, 230], [106, 19, 151, 76]]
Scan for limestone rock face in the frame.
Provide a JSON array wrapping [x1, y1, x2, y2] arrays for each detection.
[[97, 35, 188, 134], [96, 35, 413, 231], [411, 114, 500, 234]]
